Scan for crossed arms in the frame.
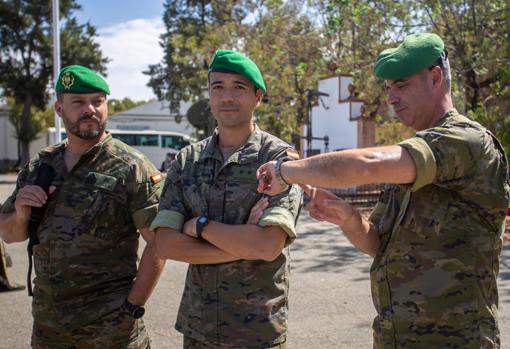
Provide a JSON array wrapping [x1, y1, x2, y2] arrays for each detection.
[[154, 197, 288, 264]]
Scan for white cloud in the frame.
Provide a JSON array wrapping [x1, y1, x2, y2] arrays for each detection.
[[97, 17, 164, 101]]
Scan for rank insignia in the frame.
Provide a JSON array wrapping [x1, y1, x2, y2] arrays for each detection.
[[61, 72, 75, 89]]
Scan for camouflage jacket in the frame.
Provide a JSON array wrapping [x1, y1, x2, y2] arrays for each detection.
[[369, 110, 510, 348], [1, 134, 161, 331], [151, 125, 303, 347]]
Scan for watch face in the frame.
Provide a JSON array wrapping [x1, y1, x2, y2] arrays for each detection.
[[198, 216, 208, 224], [133, 307, 145, 319]]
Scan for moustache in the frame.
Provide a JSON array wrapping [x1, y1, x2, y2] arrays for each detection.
[[78, 115, 100, 123]]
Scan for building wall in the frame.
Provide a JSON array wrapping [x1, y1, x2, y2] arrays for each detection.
[[308, 76, 358, 153], [0, 108, 19, 164]]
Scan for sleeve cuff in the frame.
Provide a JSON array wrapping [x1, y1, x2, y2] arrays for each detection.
[[258, 207, 297, 246], [132, 203, 159, 229], [150, 209, 185, 232], [399, 137, 437, 192]]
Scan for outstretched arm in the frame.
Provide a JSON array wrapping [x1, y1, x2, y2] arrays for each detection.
[[257, 145, 416, 196]]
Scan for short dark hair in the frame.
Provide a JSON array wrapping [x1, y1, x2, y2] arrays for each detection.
[[428, 50, 451, 92]]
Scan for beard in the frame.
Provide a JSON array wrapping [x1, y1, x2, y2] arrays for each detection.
[[62, 112, 106, 140]]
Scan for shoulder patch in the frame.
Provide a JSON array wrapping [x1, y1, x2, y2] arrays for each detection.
[[150, 173, 162, 184], [286, 149, 300, 159]]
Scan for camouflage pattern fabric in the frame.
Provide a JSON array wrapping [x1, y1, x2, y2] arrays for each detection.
[[32, 304, 150, 349], [183, 335, 287, 349], [369, 110, 510, 348], [154, 125, 303, 347], [0, 133, 161, 339]]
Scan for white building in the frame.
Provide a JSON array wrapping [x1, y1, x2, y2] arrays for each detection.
[[108, 100, 194, 135], [304, 75, 374, 156], [0, 100, 195, 170]]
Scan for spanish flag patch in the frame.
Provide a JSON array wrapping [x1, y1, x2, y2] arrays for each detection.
[[286, 149, 300, 160], [150, 173, 162, 184]]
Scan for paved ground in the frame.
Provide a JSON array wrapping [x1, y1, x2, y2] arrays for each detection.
[[0, 174, 509, 348]]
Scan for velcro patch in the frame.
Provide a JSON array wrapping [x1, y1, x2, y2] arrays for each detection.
[[150, 173, 162, 184], [286, 149, 300, 160]]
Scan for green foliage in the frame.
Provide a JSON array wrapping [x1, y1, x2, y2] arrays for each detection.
[[0, 0, 108, 163], [146, 0, 326, 143], [144, 0, 249, 117], [108, 98, 146, 115], [6, 97, 54, 144], [147, 0, 510, 152]]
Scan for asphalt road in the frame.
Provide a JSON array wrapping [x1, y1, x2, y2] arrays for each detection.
[[0, 174, 509, 348]]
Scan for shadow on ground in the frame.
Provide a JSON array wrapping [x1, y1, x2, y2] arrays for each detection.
[[291, 213, 372, 276]]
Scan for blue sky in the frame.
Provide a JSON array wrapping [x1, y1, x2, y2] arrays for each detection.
[[72, 1, 167, 101], [75, 0, 165, 28]]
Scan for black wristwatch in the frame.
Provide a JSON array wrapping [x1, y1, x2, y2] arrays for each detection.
[[196, 215, 209, 240], [124, 298, 145, 319]]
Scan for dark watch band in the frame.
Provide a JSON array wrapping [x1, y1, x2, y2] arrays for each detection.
[[275, 156, 293, 186], [124, 298, 145, 319], [196, 215, 209, 240]]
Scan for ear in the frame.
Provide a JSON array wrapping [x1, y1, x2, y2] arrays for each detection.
[[430, 66, 443, 89], [255, 89, 264, 105], [54, 100, 62, 117]]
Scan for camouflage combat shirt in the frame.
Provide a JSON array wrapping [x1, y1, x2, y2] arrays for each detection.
[[369, 110, 510, 348], [151, 125, 303, 347], [0, 133, 161, 331]]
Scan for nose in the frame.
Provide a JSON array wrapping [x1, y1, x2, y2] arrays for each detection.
[[220, 89, 235, 103], [83, 101, 96, 115], [387, 89, 399, 105]]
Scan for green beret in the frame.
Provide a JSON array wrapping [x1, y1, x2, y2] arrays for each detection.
[[209, 50, 266, 93], [56, 65, 110, 95], [374, 33, 444, 80]]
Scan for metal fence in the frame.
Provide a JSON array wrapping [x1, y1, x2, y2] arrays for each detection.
[[328, 183, 385, 208]]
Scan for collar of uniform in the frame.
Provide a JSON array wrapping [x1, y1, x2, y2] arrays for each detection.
[[434, 108, 459, 127], [199, 128, 223, 162], [81, 132, 113, 158], [236, 124, 262, 164], [199, 125, 262, 164]]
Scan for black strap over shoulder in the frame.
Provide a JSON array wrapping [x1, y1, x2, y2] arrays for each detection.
[[26, 163, 55, 296]]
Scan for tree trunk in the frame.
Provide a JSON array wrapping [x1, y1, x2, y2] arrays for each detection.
[[19, 96, 32, 166]]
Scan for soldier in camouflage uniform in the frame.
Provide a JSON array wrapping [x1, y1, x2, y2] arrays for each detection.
[[0, 65, 165, 348], [151, 50, 302, 348], [257, 33, 510, 348]]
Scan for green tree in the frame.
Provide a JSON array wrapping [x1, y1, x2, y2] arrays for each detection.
[[242, 1, 327, 141], [144, 0, 248, 118], [421, 0, 510, 152], [146, 0, 326, 144], [314, 0, 418, 119], [108, 97, 146, 115], [318, 0, 510, 152], [0, 0, 108, 165]]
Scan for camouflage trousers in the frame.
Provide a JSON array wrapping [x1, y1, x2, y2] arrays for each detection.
[[32, 305, 150, 349], [183, 336, 287, 349]]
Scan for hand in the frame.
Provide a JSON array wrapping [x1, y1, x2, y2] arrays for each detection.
[[256, 161, 287, 196], [183, 217, 198, 238], [14, 185, 56, 221], [301, 184, 356, 226], [246, 196, 269, 225]]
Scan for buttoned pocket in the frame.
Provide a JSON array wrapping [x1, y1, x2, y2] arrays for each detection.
[[75, 173, 125, 240]]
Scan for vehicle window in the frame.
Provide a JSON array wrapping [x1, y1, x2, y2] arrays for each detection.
[[162, 135, 190, 150], [112, 134, 158, 146]]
